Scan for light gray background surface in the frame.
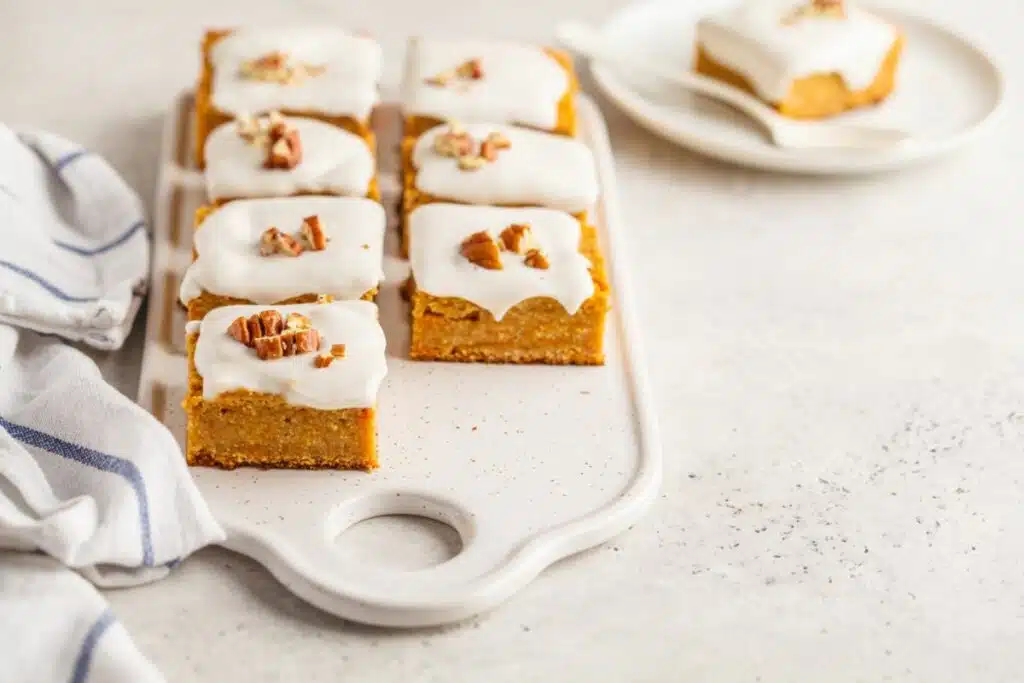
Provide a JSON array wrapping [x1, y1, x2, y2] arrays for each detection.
[[3, 0, 1022, 680]]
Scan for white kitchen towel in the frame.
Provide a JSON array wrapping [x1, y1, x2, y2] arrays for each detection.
[[0, 552, 165, 683], [0, 124, 148, 350], [0, 324, 225, 682]]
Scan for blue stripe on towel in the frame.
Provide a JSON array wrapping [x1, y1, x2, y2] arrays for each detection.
[[0, 417, 155, 566], [69, 609, 115, 683], [54, 149, 90, 172], [0, 260, 99, 303], [53, 219, 146, 257]]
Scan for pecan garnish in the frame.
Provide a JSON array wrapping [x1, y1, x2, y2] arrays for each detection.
[[499, 224, 533, 253], [226, 309, 321, 360], [425, 58, 484, 87], [266, 128, 302, 170], [258, 310, 284, 336], [239, 51, 327, 85], [226, 311, 321, 362], [253, 334, 285, 360], [783, 0, 845, 23], [457, 155, 485, 171], [314, 353, 334, 368], [425, 70, 454, 87], [285, 312, 312, 330], [480, 131, 511, 161], [236, 115, 262, 144], [259, 227, 304, 257], [460, 231, 502, 270], [300, 215, 328, 251], [455, 58, 484, 80], [524, 248, 550, 270], [289, 328, 321, 354], [227, 316, 252, 346], [259, 227, 281, 256], [433, 126, 474, 158]]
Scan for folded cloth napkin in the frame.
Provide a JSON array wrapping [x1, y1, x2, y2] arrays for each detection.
[[0, 124, 148, 350], [0, 312, 224, 677]]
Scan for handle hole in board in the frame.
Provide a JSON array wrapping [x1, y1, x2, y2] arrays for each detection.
[[334, 515, 463, 571]]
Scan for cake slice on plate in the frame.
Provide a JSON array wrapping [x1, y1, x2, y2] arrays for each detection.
[[695, 0, 904, 119]]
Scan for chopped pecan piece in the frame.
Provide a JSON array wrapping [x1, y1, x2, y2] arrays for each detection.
[[275, 231, 304, 257], [314, 353, 334, 368], [253, 334, 284, 360], [784, 0, 845, 23], [457, 155, 486, 171], [266, 129, 302, 169], [499, 224, 533, 253], [259, 227, 281, 256], [480, 131, 511, 161], [300, 215, 328, 251], [433, 128, 474, 158], [425, 69, 455, 87], [330, 343, 347, 358], [258, 310, 284, 336], [455, 58, 484, 80], [460, 231, 502, 270], [285, 312, 312, 330], [227, 316, 252, 346], [245, 315, 263, 342], [524, 248, 550, 270], [290, 328, 321, 354], [236, 115, 262, 144]]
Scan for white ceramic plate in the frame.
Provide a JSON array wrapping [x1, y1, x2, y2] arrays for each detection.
[[591, 0, 1005, 174], [138, 92, 662, 628]]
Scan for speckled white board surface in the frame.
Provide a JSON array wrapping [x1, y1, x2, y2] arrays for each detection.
[[137, 92, 661, 627]]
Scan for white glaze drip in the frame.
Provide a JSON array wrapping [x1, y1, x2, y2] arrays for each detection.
[[697, 0, 898, 102], [204, 116, 375, 201], [192, 301, 386, 410], [180, 197, 385, 306], [210, 27, 380, 120], [408, 203, 595, 321], [411, 123, 597, 214], [402, 39, 569, 131]]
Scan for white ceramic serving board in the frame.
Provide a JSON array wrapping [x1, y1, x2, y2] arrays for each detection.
[[137, 92, 661, 628], [591, 0, 1005, 174]]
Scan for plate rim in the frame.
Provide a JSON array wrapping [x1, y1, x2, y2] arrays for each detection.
[[591, 0, 1008, 175]]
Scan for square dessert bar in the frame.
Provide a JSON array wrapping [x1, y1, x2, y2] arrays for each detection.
[[695, 0, 904, 119], [402, 38, 578, 137], [180, 196, 385, 321], [407, 203, 608, 365], [195, 27, 380, 168], [184, 301, 387, 469], [400, 122, 598, 255], [204, 112, 380, 204]]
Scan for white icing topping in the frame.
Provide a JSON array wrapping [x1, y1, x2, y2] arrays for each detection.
[[205, 116, 375, 201], [412, 123, 597, 214], [210, 27, 380, 120], [180, 197, 385, 305], [193, 301, 386, 409], [408, 203, 594, 320], [402, 39, 569, 131], [697, 0, 898, 102]]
